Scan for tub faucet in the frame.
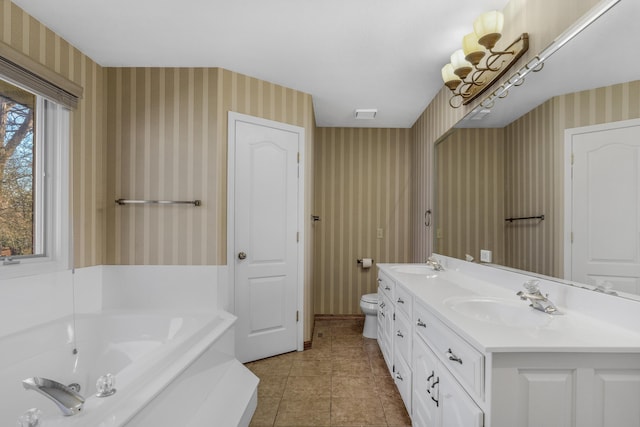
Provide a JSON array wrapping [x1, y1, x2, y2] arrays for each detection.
[[426, 256, 444, 271], [22, 377, 85, 416], [516, 280, 560, 314]]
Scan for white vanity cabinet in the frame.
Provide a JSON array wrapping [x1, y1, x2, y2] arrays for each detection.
[[393, 284, 413, 411], [379, 260, 640, 427], [377, 272, 394, 372], [490, 353, 640, 427], [412, 300, 484, 427]]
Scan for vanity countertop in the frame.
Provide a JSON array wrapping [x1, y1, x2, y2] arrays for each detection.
[[378, 262, 640, 353]]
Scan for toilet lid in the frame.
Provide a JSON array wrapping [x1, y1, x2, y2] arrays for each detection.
[[361, 293, 378, 303]]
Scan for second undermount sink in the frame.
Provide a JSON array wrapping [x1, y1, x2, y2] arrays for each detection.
[[444, 296, 554, 328], [390, 265, 437, 276]]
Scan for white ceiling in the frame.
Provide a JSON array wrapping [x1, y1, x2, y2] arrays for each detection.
[[11, 0, 510, 128]]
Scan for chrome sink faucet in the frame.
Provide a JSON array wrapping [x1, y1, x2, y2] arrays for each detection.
[[426, 256, 444, 271], [516, 280, 561, 314], [22, 377, 85, 416]]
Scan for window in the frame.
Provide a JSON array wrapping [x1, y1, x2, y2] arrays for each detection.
[[0, 80, 37, 257], [0, 77, 69, 277]]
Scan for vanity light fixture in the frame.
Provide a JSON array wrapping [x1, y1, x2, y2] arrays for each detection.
[[441, 10, 529, 108], [471, 0, 621, 113]]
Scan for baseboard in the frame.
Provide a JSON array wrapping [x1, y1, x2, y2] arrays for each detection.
[[313, 314, 365, 320]]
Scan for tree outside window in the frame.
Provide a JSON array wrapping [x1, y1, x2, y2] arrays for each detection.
[[0, 80, 35, 257]]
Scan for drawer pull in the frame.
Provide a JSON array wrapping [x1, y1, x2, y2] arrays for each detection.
[[380, 311, 385, 317], [378, 278, 382, 282], [397, 297, 404, 304], [380, 302, 385, 308], [396, 372, 403, 381], [385, 285, 391, 291], [416, 319, 427, 328], [431, 378, 440, 407], [426, 372, 434, 382], [396, 331, 404, 338], [446, 348, 463, 365]]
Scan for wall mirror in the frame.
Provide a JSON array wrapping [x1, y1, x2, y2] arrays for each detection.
[[434, 0, 640, 301]]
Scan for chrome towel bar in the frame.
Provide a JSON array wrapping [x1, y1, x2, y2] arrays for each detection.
[[115, 199, 201, 206], [505, 214, 544, 222]]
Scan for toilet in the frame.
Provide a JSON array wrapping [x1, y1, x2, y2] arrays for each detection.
[[360, 293, 378, 338]]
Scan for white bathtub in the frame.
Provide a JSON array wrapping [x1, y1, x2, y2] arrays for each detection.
[[0, 309, 257, 426]]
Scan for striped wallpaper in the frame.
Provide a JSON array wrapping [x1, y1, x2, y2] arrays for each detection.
[[503, 98, 557, 276], [1, 0, 107, 269], [105, 67, 316, 339], [435, 129, 505, 264], [106, 68, 314, 266], [314, 128, 413, 314]]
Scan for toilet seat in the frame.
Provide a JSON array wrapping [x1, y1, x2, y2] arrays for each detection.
[[361, 293, 378, 304]]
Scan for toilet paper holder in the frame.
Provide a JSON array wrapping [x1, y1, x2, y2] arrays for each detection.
[[356, 258, 374, 265]]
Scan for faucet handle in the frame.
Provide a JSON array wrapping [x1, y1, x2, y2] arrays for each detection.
[[523, 280, 540, 293], [96, 373, 116, 397], [17, 408, 42, 427]]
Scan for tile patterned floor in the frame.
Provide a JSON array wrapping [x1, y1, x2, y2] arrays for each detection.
[[246, 317, 412, 427]]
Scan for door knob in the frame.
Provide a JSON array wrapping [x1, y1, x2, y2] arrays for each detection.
[[238, 252, 247, 260]]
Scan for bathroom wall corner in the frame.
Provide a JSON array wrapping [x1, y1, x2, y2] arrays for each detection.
[[72, 265, 104, 314]]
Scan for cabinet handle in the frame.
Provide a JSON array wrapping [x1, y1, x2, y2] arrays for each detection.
[[380, 302, 385, 308], [426, 372, 434, 382], [416, 319, 427, 328], [380, 311, 385, 317], [397, 297, 404, 304], [385, 285, 391, 291], [396, 372, 403, 381], [431, 377, 440, 407], [446, 348, 463, 364], [378, 278, 382, 282], [396, 331, 404, 338]]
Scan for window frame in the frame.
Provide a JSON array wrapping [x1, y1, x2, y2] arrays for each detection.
[[0, 87, 70, 279]]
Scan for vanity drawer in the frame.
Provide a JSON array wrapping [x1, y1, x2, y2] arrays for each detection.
[[378, 272, 395, 299], [395, 283, 413, 319], [414, 301, 484, 400]]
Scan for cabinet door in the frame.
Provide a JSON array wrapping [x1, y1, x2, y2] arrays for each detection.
[[378, 291, 393, 372], [395, 308, 412, 365], [591, 368, 640, 427], [413, 336, 440, 427], [440, 367, 483, 427], [394, 346, 413, 413]]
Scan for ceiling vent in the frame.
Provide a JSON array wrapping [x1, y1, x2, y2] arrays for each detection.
[[469, 108, 491, 120], [354, 109, 377, 120]]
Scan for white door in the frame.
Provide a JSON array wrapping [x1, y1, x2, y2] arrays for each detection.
[[568, 119, 640, 295], [230, 113, 302, 363]]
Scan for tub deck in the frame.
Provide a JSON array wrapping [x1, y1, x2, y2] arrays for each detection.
[[0, 309, 257, 427]]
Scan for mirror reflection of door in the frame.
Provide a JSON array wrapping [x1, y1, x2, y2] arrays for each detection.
[[568, 119, 640, 295]]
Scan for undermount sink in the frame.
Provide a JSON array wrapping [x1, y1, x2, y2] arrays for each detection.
[[390, 265, 437, 276], [444, 296, 554, 328]]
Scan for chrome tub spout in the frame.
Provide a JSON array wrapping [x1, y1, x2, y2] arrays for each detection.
[[22, 377, 85, 416]]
